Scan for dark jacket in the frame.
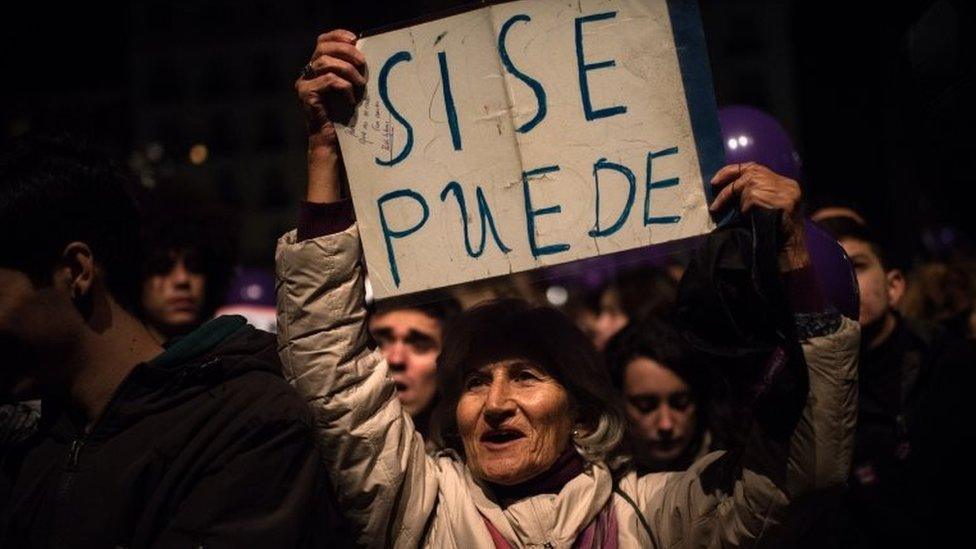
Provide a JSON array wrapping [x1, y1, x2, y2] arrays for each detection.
[[840, 315, 942, 549], [843, 316, 976, 549], [797, 314, 970, 549], [1, 315, 343, 548], [908, 337, 976, 548]]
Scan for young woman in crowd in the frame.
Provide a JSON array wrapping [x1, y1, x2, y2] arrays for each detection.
[[604, 319, 717, 474]]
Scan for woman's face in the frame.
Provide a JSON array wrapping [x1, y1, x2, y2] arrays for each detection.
[[593, 289, 628, 351], [623, 357, 697, 464], [456, 359, 575, 485]]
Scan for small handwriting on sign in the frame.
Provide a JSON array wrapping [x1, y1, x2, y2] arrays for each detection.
[[343, 94, 394, 155]]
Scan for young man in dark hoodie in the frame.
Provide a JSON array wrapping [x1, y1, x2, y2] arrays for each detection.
[[0, 135, 341, 547]]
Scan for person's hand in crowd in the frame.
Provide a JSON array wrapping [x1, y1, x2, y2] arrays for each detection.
[[708, 162, 809, 272], [295, 29, 366, 203]]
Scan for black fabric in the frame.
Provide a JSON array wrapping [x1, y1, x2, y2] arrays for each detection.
[[835, 316, 954, 549], [908, 337, 976, 548], [0, 317, 347, 548], [676, 209, 810, 443], [857, 315, 930, 465], [794, 317, 974, 549], [839, 315, 934, 548]]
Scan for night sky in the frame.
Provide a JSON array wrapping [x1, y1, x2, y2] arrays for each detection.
[[1, 3, 127, 97]]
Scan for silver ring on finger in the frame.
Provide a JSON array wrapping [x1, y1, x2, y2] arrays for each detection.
[[301, 63, 315, 80]]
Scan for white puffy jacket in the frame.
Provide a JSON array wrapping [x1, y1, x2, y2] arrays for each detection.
[[276, 224, 859, 548]]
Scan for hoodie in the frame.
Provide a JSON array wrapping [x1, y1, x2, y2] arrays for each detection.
[[1, 315, 344, 548]]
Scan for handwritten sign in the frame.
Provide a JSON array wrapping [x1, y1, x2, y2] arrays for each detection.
[[336, 0, 723, 299]]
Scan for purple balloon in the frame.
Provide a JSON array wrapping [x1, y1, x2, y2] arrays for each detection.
[[215, 267, 277, 332], [223, 267, 276, 307], [718, 105, 802, 181], [804, 219, 859, 321]]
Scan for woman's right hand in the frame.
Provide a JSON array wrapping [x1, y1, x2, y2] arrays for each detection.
[[296, 29, 367, 202]]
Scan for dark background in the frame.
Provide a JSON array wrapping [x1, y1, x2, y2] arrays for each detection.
[[2, 0, 973, 268]]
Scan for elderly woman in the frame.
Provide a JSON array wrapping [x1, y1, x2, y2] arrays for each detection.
[[277, 30, 858, 547]]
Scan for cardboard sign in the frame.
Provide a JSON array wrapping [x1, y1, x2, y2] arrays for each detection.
[[336, 0, 722, 299]]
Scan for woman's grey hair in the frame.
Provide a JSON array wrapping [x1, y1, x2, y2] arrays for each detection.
[[573, 410, 630, 469], [432, 298, 633, 471]]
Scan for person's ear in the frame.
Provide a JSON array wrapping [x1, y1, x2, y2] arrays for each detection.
[[60, 242, 96, 316], [886, 268, 906, 308]]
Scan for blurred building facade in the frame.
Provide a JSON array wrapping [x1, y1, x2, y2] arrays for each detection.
[[126, 1, 331, 264]]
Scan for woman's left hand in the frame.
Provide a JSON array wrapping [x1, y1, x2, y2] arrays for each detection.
[[709, 162, 810, 272]]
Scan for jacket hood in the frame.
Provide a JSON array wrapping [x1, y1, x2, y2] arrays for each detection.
[[151, 314, 279, 375]]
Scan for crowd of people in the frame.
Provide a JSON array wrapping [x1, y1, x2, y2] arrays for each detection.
[[1, 27, 974, 548]]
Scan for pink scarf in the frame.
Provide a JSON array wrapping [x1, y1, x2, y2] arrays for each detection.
[[481, 503, 618, 549]]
